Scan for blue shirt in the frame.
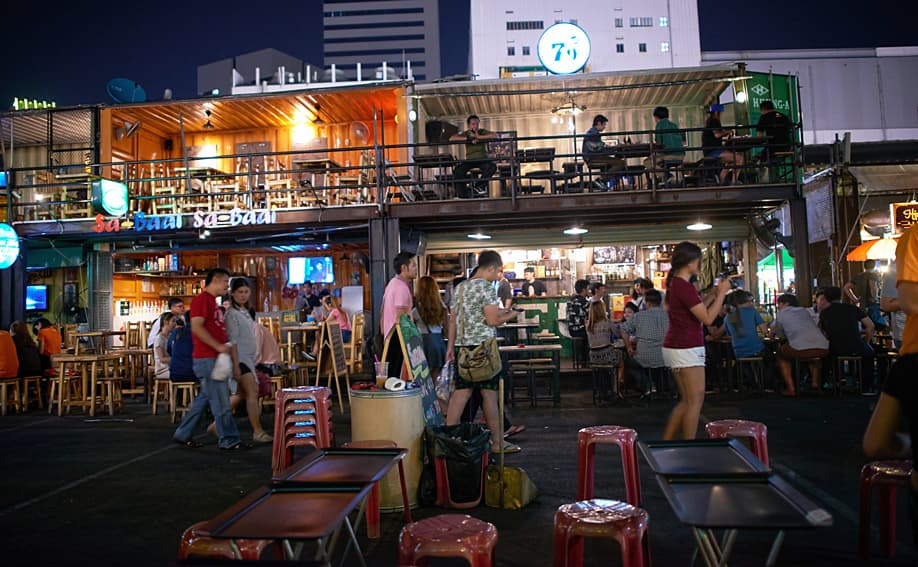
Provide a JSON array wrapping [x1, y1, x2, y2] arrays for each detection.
[[167, 326, 195, 381], [725, 306, 765, 357]]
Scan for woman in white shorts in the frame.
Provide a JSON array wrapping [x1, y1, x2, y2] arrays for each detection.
[[662, 242, 733, 439]]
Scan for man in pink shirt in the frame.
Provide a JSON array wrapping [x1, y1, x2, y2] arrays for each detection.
[[381, 251, 418, 337]]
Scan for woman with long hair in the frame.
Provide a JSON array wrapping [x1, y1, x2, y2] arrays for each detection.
[[412, 276, 448, 380], [152, 312, 177, 379], [308, 294, 351, 358], [220, 278, 272, 443], [662, 241, 732, 439], [10, 321, 42, 378]]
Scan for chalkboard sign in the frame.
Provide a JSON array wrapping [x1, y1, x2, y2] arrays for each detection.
[[391, 314, 444, 427], [322, 320, 349, 413]]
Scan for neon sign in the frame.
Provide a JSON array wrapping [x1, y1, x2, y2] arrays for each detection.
[[537, 22, 591, 75], [93, 208, 277, 234], [12, 97, 57, 110]]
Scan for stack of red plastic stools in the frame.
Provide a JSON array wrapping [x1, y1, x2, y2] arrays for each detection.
[[858, 460, 913, 560], [705, 419, 770, 466], [399, 514, 498, 567], [178, 520, 276, 561], [577, 426, 641, 505], [553, 499, 650, 567], [272, 386, 334, 474]]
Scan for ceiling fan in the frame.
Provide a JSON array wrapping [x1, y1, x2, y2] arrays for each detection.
[[114, 120, 141, 140]]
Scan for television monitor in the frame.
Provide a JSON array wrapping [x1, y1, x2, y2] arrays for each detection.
[[288, 256, 335, 285], [26, 284, 48, 311]]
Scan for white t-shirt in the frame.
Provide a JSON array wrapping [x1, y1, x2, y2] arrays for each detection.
[[153, 333, 170, 378]]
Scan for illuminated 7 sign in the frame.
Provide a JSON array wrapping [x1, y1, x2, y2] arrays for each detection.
[[537, 22, 591, 75]]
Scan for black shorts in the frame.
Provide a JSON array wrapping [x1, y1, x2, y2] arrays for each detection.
[[239, 362, 252, 375]]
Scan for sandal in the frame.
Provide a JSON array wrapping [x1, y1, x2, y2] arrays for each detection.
[[491, 441, 522, 454], [221, 442, 252, 451], [504, 424, 526, 439], [175, 439, 204, 449], [253, 431, 273, 444]]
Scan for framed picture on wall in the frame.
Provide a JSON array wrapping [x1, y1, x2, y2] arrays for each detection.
[[593, 245, 636, 265]]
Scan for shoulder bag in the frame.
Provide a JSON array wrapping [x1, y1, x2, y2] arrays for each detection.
[[455, 282, 503, 383]]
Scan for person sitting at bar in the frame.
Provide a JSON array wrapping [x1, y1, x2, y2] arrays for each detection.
[[167, 321, 196, 382], [723, 290, 772, 389], [621, 289, 669, 396], [817, 286, 875, 391], [521, 267, 547, 297], [702, 104, 744, 185], [769, 293, 829, 396], [0, 328, 19, 380], [147, 297, 185, 348], [582, 114, 625, 189], [755, 100, 792, 163], [35, 318, 62, 375], [448, 114, 497, 198], [643, 106, 685, 185], [11, 321, 42, 379], [845, 260, 887, 331], [153, 312, 178, 379]]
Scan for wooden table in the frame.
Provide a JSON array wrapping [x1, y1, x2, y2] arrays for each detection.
[[280, 324, 321, 365], [50, 353, 123, 416], [73, 330, 125, 354], [499, 343, 562, 406], [498, 322, 541, 344]]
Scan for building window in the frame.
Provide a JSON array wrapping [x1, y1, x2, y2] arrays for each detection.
[[614, 17, 623, 28], [629, 16, 653, 27], [506, 20, 544, 31], [616, 43, 624, 53], [661, 41, 670, 52], [638, 43, 647, 53], [522, 46, 530, 56], [659, 16, 669, 27], [507, 46, 516, 56]]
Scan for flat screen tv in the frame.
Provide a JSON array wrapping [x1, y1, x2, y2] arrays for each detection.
[[288, 256, 334, 285], [26, 284, 48, 311]]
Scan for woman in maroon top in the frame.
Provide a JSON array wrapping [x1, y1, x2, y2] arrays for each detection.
[[662, 242, 732, 439]]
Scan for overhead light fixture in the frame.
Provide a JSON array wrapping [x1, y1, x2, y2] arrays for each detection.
[[551, 102, 585, 116], [735, 90, 747, 104], [467, 232, 492, 240], [686, 221, 713, 231], [203, 109, 214, 129], [563, 227, 588, 235], [312, 104, 326, 125]]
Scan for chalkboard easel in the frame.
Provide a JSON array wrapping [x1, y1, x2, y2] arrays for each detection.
[[382, 314, 444, 427], [320, 320, 350, 414]]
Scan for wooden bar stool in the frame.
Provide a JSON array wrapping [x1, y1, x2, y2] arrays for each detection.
[[171, 381, 198, 423], [834, 355, 864, 394], [21, 376, 44, 411], [858, 460, 912, 560], [577, 426, 641, 505], [399, 514, 498, 567], [705, 419, 770, 466], [553, 499, 650, 567], [151, 377, 171, 415], [734, 356, 764, 392], [0, 377, 21, 415]]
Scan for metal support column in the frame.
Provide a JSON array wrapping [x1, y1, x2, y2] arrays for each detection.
[[789, 197, 813, 306], [0, 243, 26, 329], [369, 217, 401, 337]]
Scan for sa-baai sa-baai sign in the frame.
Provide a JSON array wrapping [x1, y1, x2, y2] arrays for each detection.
[[93, 208, 278, 233], [0, 223, 20, 269]]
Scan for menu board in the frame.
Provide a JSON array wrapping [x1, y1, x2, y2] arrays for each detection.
[[324, 320, 348, 378], [394, 315, 444, 427]]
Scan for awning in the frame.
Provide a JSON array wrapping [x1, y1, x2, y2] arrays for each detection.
[[413, 64, 744, 118]]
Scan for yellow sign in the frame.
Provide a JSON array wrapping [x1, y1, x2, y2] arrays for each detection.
[[891, 202, 918, 233]]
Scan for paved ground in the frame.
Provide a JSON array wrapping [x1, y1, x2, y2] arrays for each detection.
[[0, 370, 915, 566]]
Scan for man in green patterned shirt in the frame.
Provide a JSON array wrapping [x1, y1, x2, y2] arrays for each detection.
[[445, 250, 520, 453]]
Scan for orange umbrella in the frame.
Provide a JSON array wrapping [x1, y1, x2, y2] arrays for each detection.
[[846, 237, 899, 261]]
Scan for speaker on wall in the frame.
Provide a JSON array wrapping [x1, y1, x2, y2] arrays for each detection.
[[164, 139, 174, 152], [424, 120, 459, 144]]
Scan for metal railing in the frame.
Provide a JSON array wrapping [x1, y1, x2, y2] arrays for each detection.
[[4, 123, 802, 224]]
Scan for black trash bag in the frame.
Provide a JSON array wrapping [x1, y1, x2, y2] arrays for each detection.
[[419, 423, 491, 506]]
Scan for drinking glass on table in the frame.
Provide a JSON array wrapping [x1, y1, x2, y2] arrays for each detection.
[[375, 361, 389, 388]]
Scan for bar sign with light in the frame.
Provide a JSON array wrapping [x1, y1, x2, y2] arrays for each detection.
[[891, 202, 918, 233]]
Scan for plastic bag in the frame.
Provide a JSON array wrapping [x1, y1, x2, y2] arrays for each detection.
[[211, 351, 233, 381], [436, 362, 454, 402]]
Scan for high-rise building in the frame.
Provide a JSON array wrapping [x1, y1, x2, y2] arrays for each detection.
[[469, 0, 700, 79], [323, 0, 441, 81]]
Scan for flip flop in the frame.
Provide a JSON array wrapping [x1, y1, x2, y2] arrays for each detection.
[[504, 424, 526, 439], [175, 439, 204, 449]]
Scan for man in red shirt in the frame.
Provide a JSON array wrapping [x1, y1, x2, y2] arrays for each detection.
[[173, 268, 244, 450]]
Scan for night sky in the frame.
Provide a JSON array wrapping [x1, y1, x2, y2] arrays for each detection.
[[2, 0, 915, 108]]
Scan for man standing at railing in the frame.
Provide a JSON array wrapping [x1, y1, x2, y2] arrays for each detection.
[[449, 115, 498, 198]]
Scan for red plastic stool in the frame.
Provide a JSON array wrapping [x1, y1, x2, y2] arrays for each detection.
[[577, 426, 641, 505], [705, 419, 770, 466], [553, 499, 650, 567], [858, 460, 912, 559], [178, 521, 275, 560], [435, 451, 490, 509], [399, 514, 498, 566], [342, 439, 413, 539]]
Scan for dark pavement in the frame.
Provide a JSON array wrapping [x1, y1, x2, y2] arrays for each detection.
[[1, 371, 916, 566]]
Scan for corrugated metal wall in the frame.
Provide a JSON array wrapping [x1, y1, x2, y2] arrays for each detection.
[[89, 249, 113, 346]]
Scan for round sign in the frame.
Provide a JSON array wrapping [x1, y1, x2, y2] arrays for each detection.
[[537, 22, 591, 75], [0, 223, 20, 269]]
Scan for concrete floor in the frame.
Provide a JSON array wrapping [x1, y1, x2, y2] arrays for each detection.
[[0, 371, 915, 566]]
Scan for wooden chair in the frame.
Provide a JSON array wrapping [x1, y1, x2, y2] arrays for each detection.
[[124, 322, 143, 349], [208, 181, 242, 211], [63, 324, 79, 354], [61, 188, 94, 219], [345, 313, 365, 374], [0, 377, 21, 415], [21, 375, 44, 411], [150, 186, 181, 215], [264, 178, 296, 209]]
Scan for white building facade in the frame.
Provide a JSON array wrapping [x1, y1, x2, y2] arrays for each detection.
[[469, 0, 701, 79], [705, 47, 918, 144], [323, 0, 440, 81]]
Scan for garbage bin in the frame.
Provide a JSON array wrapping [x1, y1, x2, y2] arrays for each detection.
[[350, 387, 423, 511], [426, 423, 491, 507]]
